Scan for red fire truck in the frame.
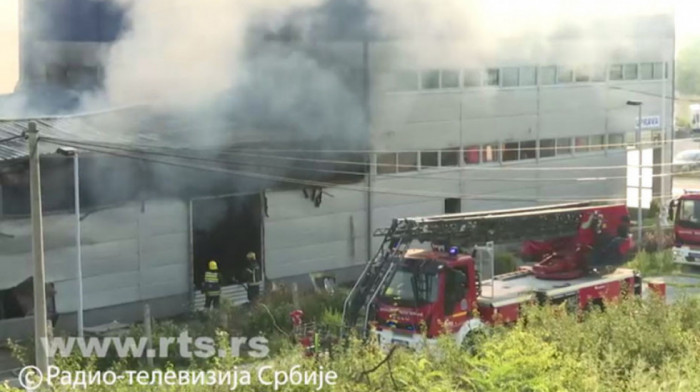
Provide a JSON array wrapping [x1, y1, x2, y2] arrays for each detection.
[[669, 191, 700, 269], [342, 202, 642, 349]]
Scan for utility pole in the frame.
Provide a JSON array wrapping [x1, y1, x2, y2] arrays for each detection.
[[627, 101, 644, 253], [28, 121, 49, 373]]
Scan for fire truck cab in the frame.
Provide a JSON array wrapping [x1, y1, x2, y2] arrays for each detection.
[[669, 191, 700, 267], [371, 248, 640, 350]]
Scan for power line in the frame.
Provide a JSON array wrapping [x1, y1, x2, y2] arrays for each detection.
[[42, 135, 691, 177], [40, 135, 697, 188], [40, 135, 678, 204], [0, 134, 23, 144]]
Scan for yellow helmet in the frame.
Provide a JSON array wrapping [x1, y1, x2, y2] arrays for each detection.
[[246, 252, 256, 260], [208, 260, 218, 271]]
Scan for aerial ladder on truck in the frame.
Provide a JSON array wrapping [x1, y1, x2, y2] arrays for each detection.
[[341, 202, 634, 338]]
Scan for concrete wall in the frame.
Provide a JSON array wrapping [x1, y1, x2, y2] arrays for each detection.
[[0, 199, 189, 315]]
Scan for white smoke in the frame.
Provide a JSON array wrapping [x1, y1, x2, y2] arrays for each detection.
[[104, 0, 321, 107], [368, 0, 673, 67]]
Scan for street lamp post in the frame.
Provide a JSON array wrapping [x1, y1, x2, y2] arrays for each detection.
[[627, 101, 643, 253], [57, 147, 83, 337]]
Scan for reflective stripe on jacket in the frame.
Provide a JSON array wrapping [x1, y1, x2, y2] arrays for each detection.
[[203, 271, 221, 296]]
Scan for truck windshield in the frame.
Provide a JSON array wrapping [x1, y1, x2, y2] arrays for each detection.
[[381, 266, 439, 304], [679, 200, 700, 228]]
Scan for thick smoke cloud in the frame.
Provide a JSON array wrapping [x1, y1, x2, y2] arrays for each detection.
[[105, 0, 320, 107]]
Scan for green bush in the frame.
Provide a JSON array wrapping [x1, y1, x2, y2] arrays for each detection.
[[626, 250, 677, 277], [494, 252, 518, 275], [7, 291, 700, 391]]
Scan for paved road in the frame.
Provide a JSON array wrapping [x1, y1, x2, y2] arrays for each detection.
[[645, 275, 700, 304]]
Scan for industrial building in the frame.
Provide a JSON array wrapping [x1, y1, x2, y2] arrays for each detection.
[[0, 0, 674, 338]]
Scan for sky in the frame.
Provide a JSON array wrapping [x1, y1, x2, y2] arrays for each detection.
[[1, 1, 700, 94]]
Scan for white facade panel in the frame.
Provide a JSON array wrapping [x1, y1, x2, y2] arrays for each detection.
[[0, 199, 189, 313], [264, 189, 369, 280]]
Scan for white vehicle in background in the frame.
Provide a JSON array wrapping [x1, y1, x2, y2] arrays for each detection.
[[673, 150, 700, 173], [691, 104, 700, 133]]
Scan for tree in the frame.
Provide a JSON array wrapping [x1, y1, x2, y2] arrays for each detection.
[[677, 39, 700, 96]]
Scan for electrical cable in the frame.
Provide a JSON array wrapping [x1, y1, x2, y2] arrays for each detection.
[[0, 134, 23, 144], [42, 135, 690, 190], [41, 135, 676, 205], [40, 136, 700, 186]]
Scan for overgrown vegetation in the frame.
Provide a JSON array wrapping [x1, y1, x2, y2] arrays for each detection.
[[625, 250, 678, 277], [5, 296, 700, 391]]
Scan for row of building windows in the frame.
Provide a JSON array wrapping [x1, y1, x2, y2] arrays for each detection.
[[376, 133, 628, 174], [41, 64, 105, 89], [388, 62, 669, 92]]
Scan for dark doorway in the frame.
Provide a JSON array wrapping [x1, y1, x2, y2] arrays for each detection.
[[192, 194, 263, 290]]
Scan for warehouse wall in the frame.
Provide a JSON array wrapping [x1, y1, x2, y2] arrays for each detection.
[[263, 149, 626, 282], [0, 199, 189, 315], [263, 189, 369, 281]]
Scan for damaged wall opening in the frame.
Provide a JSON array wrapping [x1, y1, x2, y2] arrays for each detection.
[[192, 194, 263, 292], [0, 278, 57, 325]]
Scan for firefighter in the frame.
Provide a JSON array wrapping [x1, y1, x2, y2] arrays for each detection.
[[202, 260, 222, 310], [245, 252, 261, 304]]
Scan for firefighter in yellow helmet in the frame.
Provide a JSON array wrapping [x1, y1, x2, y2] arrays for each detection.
[[245, 252, 261, 304], [202, 260, 222, 309]]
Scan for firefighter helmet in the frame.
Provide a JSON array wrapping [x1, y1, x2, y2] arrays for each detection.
[[246, 252, 256, 260], [208, 260, 218, 271]]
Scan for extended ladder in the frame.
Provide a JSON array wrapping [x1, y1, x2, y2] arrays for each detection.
[[342, 202, 596, 335]]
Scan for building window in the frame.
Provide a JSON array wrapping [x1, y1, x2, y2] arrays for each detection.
[[482, 144, 499, 163], [520, 66, 537, 86], [590, 135, 605, 151], [444, 198, 461, 214], [440, 148, 460, 167], [520, 140, 537, 160], [421, 70, 440, 90], [591, 66, 606, 82], [502, 142, 519, 162], [575, 137, 590, 153], [485, 68, 500, 86], [653, 62, 664, 79], [502, 67, 519, 87], [575, 66, 590, 82], [398, 152, 418, 173], [389, 71, 418, 91], [609, 64, 623, 81], [441, 70, 460, 88], [556, 138, 572, 155], [464, 146, 480, 165], [421, 151, 439, 169], [540, 66, 556, 85], [623, 64, 638, 80], [557, 66, 574, 83], [47, 64, 69, 86], [463, 69, 481, 87], [540, 138, 555, 158], [640, 63, 654, 80], [608, 133, 625, 149], [377, 153, 397, 174]]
